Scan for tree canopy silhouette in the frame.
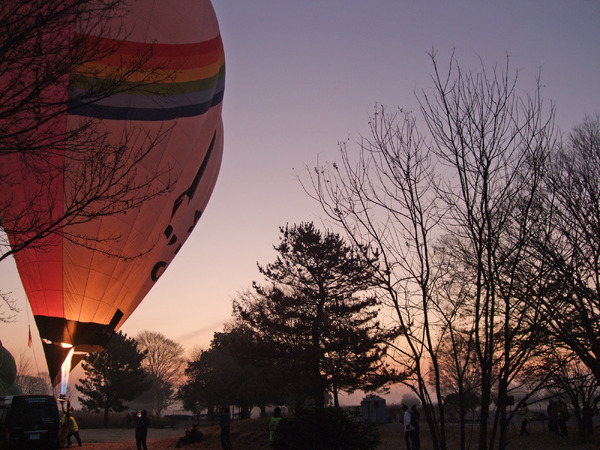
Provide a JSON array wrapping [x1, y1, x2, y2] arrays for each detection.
[[76, 331, 151, 427], [234, 222, 398, 409]]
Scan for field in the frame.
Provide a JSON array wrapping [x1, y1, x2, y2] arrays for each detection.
[[77, 417, 600, 449]]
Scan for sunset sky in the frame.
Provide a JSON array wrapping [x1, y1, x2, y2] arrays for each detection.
[[2, 1, 599, 395]]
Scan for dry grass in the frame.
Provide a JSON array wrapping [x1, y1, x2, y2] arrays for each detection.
[[79, 417, 600, 449]]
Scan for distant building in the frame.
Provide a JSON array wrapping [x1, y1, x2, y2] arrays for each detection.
[[361, 396, 386, 424]]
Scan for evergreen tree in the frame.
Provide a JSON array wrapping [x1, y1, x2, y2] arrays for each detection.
[[179, 328, 284, 419], [76, 331, 152, 426], [178, 344, 233, 421], [234, 222, 397, 409]]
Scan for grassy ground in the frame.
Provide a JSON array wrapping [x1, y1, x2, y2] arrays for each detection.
[[79, 417, 600, 449]]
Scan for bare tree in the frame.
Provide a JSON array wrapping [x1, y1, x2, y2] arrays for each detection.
[[14, 351, 52, 394], [0, 291, 17, 323], [429, 330, 482, 409], [307, 105, 451, 448], [419, 52, 556, 450], [546, 349, 599, 438], [136, 330, 186, 416], [532, 114, 600, 384], [306, 52, 556, 450]]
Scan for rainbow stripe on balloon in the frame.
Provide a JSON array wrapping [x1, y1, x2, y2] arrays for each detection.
[[68, 34, 225, 121]]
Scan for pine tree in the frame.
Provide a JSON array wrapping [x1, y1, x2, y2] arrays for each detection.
[[234, 222, 397, 409], [76, 331, 152, 426]]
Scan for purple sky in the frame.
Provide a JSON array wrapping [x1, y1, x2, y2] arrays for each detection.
[[2, 1, 599, 393]]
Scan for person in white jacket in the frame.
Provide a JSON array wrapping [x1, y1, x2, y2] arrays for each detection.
[[402, 404, 415, 450]]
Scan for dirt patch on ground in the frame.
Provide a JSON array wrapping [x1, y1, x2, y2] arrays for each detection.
[[76, 420, 600, 449], [77, 421, 266, 449], [78, 427, 182, 445]]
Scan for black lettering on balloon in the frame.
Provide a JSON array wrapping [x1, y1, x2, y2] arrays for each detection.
[[171, 192, 186, 220], [170, 132, 216, 220], [188, 210, 203, 233], [186, 132, 216, 200], [151, 261, 167, 282], [149, 130, 218, 283]]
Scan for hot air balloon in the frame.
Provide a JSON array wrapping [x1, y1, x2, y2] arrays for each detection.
[[0, 0, 224, 385], [0, 341, 22, 396]]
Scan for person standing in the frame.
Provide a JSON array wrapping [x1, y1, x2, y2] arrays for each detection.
[[410, 405, 421, 450], [59, 404, 70, 448], [268, 407, 283, 449], [401, 404, 415, 450], [220, 406, 232, 450], [547, 400, 558, 434], [135, 409, 150, 450], [557, 400, 569, 438], [66, 406, 82, 447]]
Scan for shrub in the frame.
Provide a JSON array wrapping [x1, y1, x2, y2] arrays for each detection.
[[278, 408, 380, 449]]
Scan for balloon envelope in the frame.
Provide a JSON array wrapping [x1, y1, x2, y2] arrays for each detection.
[[0, 0, 224, 384]]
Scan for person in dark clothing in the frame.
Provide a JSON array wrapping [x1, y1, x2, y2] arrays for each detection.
[[547, 400, 558, 434], [557, 400, 569, 438], [220, 406, 232, 450], [410, 405, 421, 450], [176, 423, 203, 447], [135, 409, 150, 450]]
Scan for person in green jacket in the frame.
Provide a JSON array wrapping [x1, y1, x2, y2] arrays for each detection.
[[66, 406, 82, 447], [268, 407, 283, 449]]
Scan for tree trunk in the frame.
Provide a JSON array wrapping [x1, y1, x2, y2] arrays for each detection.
[[478, 380, 491, 450]]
